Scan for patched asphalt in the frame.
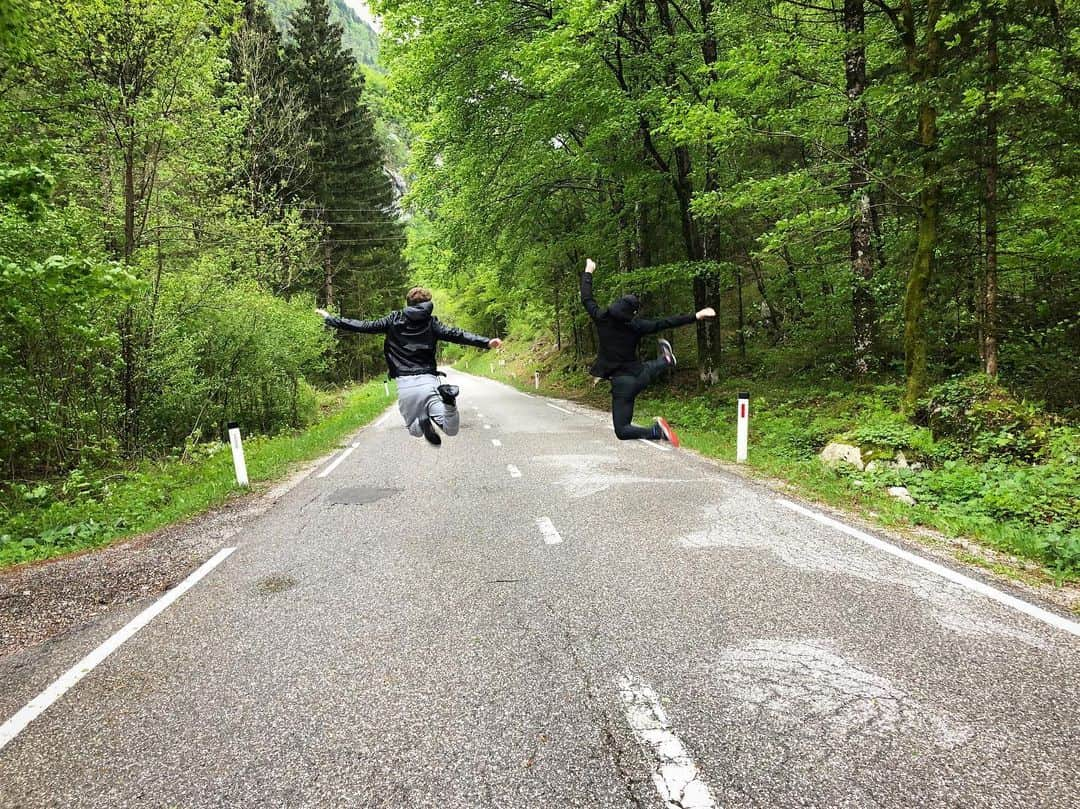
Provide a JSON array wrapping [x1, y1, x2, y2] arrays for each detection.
[[1, 370, 1077, 808]]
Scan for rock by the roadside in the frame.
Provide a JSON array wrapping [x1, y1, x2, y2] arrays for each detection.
[[888, 486, 916, 505], [820, 442, 864, 470], [895, 451, 910, 469]]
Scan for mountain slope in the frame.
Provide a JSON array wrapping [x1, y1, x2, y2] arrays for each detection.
[[265, 0, 379, 67]]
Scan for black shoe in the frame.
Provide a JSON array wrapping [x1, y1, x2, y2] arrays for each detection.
[[437, 384, 459, 406], [658, 338, 676, 367], [419, 417, 442, 446]]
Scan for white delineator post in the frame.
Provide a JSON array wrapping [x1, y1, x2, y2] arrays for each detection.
[[534, 371, 540, 390], [384, 380, 390, 397], [736, 392, 749, 463], [228, 422, 249, 486]]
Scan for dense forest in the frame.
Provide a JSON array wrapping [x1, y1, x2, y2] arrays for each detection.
[[379, 0, 1078, 412], [1, 0, 404, 481]]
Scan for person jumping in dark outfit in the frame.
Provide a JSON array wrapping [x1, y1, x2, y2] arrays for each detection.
[[316, 287, 501, 446], [580, 258, 715, 447]]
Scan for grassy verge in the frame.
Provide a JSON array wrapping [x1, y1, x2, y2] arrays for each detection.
[[458, 347, 1080, 589], [0, 380, 395, 568]]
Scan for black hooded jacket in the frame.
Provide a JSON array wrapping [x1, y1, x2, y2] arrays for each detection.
[[325, 301, 492, 378], [580, 272, 696, 378]]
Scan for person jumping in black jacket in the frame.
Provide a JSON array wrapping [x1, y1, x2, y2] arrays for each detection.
[[316, 287, 501, 446], [581, 258, 715, 447]]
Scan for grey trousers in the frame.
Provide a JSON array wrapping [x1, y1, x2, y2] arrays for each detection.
[[396, 374, 460, 438]]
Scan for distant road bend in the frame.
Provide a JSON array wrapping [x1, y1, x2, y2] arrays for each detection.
[[1, 370, 1077, 808]]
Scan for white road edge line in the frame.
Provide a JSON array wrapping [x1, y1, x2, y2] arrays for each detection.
[[618, 674, 717, 809], [535, 517, 563, 545], [0, 546, 237, 752], [545, 402, 575, 415], [777, 498, 1080, 638], [317, 444, 358, 478], [491, 439, 502, 447], [507, 464, 522, 479], [373, 410, 395, 428], [635, 438, 669, 451]]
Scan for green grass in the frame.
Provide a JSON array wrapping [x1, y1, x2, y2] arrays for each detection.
[[456, 347, 1080, 584], [0, 380, 395, 568]]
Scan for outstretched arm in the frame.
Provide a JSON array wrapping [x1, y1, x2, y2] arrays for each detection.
[[633, 307, 716, 334], [433, 319, 501, 350], [316, 308, 392, 334], [580, 258, 601, 320]]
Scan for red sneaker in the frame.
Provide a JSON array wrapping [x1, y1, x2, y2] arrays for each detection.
[[654, 417, 680, 448]]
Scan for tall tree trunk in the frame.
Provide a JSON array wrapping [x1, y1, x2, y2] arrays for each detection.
[[634, 200, 652, 268], [694, 0, 724, 383], [553, 269, 563, 351], [120, 136, 138, 452], [748, 255, 782, 342], [983, 6, 999, 377], [735, 262, 746, 361], [901, 0, 943, 411], [844, 0, 876, 375], [902, 100, 940, 410]]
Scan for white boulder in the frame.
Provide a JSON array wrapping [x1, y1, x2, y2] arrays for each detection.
[[820, 442, 865, 470], [887, 486, 916, 506]]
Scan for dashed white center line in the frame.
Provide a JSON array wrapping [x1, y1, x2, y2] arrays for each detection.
[[491, 439, 502, 447], [545, 402, 575, 415], [778, 498, 1080, 637], [618, 674, 717, 809], [317, 442, 359, 478], [507, 464, 522, 478], [0, 547, 237, 752], [535, 517, 563, 545]]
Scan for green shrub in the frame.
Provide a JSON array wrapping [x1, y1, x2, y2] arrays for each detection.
[[917, 374, 1051, 462]]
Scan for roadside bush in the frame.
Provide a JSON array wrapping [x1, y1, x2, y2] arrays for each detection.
[[916, 374, 1051, 462]]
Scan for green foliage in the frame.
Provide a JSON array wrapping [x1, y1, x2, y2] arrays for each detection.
[[379, 0, 1078, 408], [917, 374, 1052, 461], [0, 0, 405, 490]]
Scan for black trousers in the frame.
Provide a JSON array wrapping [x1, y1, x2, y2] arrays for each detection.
[[609, 358, 668, 440]]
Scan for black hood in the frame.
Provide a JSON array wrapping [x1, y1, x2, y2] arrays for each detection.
[[404, 301, 434, 321], [606, 294, 640, 322]]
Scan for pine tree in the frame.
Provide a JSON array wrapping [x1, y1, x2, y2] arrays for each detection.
[[285, 0, 404, 350]]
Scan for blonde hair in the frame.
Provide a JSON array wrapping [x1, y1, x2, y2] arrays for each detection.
[[406, 286, 432, 305]]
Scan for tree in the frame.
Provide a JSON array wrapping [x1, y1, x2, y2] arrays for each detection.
[[845, 0, 877, 375], [286, 0, 405, 377]]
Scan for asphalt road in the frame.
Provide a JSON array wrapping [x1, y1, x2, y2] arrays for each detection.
[[1, 370, 1078, 808]]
